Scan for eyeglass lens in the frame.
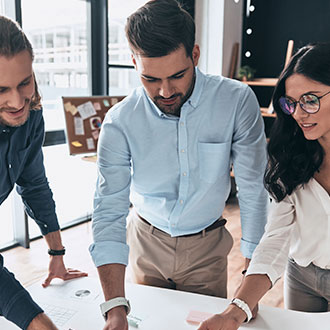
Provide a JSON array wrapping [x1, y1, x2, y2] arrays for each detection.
[[279, 94, 319, 115]]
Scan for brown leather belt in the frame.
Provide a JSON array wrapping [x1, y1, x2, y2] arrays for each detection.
[[137, 214, 227, 237]]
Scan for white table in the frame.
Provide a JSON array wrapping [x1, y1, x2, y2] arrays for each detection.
[[0, 277, 329, 329]]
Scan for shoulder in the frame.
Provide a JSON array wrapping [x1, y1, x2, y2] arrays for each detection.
[[201, 72, 253, 106], [14, 109, 44, 136], [202, 71, 249, 93], [28, 108, 44, 124], [103, 88, 145, 124]]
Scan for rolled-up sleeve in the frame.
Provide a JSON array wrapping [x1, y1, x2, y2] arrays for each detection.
[[231, 86, 269, 258], [247, 197, 295, 286], [89, 114, 131, 267]]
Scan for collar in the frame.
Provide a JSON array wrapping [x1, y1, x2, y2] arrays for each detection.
[[143, 66, 205, 118], [188, 67, 204, 109], [0, 123, 10, 134]]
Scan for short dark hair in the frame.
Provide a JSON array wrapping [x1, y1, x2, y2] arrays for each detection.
[[264, 42, 330, 202], [0, 15, 41, 110], [125, 0, 195, 58]]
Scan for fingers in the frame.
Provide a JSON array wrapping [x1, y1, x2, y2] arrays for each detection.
[[63, 270, 88, 281], [43, 269, 88, 287], [42, 274, 54, 288]]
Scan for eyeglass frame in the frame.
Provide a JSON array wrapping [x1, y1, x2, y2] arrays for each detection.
[[279, 90, 330, 115]]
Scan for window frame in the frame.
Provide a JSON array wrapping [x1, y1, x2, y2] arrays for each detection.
[[0, 0, 109, 251]]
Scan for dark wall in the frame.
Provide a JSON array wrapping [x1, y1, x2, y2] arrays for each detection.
[[242, 0, 330, 77], [179, 0, 195, 19], [241, 0, 330, 107]]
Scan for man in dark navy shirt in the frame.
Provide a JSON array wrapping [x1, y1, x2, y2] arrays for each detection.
[[0, 16, 87, 330]]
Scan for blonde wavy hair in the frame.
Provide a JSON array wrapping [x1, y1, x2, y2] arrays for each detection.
[[0, 15, 41, 110]]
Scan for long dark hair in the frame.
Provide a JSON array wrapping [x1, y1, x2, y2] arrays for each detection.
[[0, 15, 41, 110], [264, 43, 330, 202], [125, 0, 195, 58]]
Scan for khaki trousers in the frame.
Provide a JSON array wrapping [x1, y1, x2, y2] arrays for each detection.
[[127, 210, 233, 298]]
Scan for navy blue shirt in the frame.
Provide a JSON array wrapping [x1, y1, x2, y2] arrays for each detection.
[[0, 109, 60, 329]]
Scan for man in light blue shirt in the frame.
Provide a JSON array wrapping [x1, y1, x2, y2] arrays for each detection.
[[90, 1, 268, 328]]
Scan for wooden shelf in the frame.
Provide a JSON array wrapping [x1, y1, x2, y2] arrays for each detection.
[[243, 78, 278, 87], [261, 108, 276, 118]]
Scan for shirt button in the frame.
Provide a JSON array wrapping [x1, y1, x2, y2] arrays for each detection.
[[180, 122, 184, 126], [8, 164, 12, 169], [179, 199, 184, 204], [181, 149, 185, 153], [183, 172, 187, 176]]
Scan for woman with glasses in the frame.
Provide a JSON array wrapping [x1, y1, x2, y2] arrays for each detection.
[[198, 42, 330, 330]]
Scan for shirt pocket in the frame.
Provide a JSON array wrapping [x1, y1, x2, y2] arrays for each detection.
[[198, 142, 231, 184]]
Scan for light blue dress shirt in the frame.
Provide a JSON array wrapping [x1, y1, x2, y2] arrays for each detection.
[[90, 68, 269, 267]]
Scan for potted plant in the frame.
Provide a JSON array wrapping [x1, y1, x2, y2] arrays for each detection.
[[238, 65, 256, 81]]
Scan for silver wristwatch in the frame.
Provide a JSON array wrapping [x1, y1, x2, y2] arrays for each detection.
[[100, 297, 131, 320]]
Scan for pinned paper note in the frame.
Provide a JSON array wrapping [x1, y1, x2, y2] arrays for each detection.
[[93, 102, 101, 111], [91, 130, 99, 140], [74, 117, 84, 135], [77, 101, 97, 120], [111, 98, 119, 106], [103, 99, 110, 107], [72, 141, 83, 147], [86, 138, 95, 150], [64, 102, 78, 116], [90, 116, 102, 130]]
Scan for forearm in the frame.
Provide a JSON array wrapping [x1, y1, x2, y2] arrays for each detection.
[[234, 274, 272, 312], [97, 263, 126, 301], [44, 230, 64, 250]]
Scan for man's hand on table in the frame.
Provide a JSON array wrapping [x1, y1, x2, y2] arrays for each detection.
[[42, 255, 88, 288]]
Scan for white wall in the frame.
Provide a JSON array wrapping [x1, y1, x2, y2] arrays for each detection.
[[222, 0, 243, 77], [195, 0, 243, 77], [195, 0, 224, 75], [1, 0, 16, 19]]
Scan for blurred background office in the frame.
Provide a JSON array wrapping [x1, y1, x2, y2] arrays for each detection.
[[0, 1, 329, 298]]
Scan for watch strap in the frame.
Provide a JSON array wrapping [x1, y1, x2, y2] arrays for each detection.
[[230, 298, 252, 322], [48, 247, 65, 256], [100, 297, 131, 320]]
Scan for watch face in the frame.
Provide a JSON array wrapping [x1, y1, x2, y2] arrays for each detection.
[[100, 297, 130, 319]]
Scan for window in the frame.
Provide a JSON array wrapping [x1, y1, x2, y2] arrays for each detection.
[[108, 0, 147, 96], [22, 0, 91, 132], [21, 0, 96, 238]]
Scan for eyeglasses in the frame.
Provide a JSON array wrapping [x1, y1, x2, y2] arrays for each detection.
[[279, 90, 330, 115]]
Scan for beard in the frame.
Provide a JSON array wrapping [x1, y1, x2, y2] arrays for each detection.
[[153, 73, 196, 117], [0, 99, 32, 127], [153, 93, 186, 116]]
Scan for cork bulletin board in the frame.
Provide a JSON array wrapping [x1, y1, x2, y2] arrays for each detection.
[[62, 96, 125, 155]]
